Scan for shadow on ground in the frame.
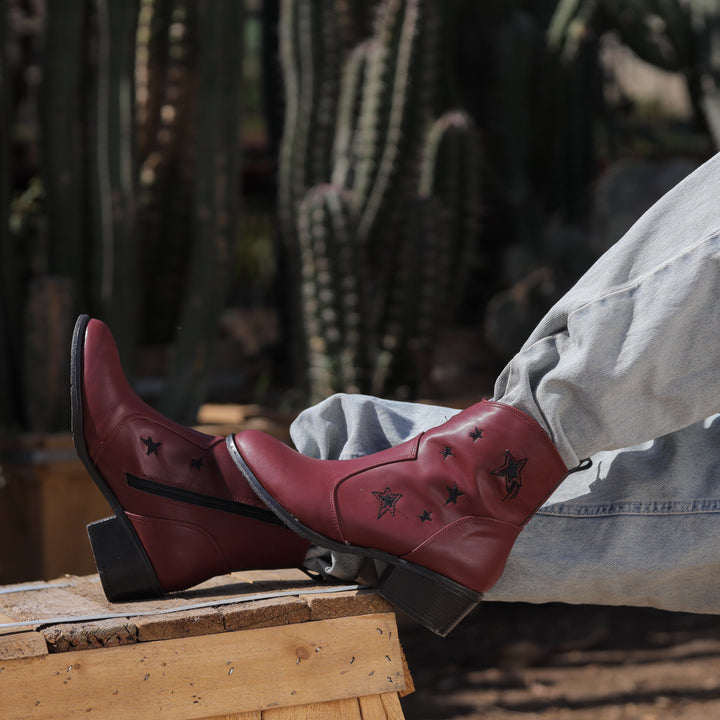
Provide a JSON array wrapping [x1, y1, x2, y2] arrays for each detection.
[[400, 601, 720, 719]]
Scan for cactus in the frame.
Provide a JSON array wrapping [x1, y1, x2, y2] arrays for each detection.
[[331, 38, 373, 189], [0, 0, 14, 428], [419, 110, 484, 310], [87, 0, 141, 365], [277, 0, 347, 250], [41, 0, 87, 306], [349, 0, 440, 245], [370, 195, 449, 397], [136, 0, 196, 343], [297, 184, 365, 402], [282, 0, 487, 401], [158, 0, 246, 423]]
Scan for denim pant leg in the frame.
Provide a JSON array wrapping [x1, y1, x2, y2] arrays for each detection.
[[292, 394, 720, 613], [494, 151, 720, 468]]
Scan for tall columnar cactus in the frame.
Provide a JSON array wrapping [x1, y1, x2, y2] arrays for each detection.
[[0, 0, 13, 427], [88, 0, 141, 365], [280, 0, 485, 401], [297, 184, 365, 401], [419, 110, 484, 311], [158, 0, 245, 423], [348, 0, 440, 245], [136, 0, 196, 343], [41, 0, 87, 303], [277, 0, 348, 250]]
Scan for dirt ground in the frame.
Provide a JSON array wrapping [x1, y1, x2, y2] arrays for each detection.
[[398, 601, 720, 720]]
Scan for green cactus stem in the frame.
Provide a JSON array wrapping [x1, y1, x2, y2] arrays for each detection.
[[297, 183, 365, 401], [350, 0, 441, 245], [277, 0, 346, 249], [158, 0, 245, 424], [41, 0, 87, 308], [419, 110, 484, 310], [88, 0, 141, 365], [0, 0, 15, 428]]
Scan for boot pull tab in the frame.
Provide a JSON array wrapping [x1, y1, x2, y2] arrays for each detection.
[[567, 458, 592, 475]]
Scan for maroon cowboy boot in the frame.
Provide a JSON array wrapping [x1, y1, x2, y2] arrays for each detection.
[[71, 315, 310, 601], [228, 402, 569, 635]]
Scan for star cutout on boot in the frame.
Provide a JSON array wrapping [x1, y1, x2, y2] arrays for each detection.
[[440, 446, 454, 459], [491, 450, 527, 501], [372, 487, 403, 519], [419, 509, 432, 523], [141, 436, 162, 456], [469, 427, 483, 441], [445, 483, 464, 505], [190, 457, 204, 470]]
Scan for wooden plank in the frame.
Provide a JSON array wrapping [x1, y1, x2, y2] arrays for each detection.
[[378, 693, 406, 720], [42, 618, 137, 652], [300, 589, 392, 621], [220, 596, 310, 632], [262, 697, 363, 719], [398, 647, 415, 698], [0, 612, 22, 636], [135, 606, 224, 642], [1, 612, 405, 720], [0, 582, 109, 625], [357, 693, 406, 720], [357, 694, 387, 720], [0, 632, 48, 660]]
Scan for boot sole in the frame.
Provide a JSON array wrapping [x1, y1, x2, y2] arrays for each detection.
[[70, 314, 164, 601], [227, 436, 481, 636]]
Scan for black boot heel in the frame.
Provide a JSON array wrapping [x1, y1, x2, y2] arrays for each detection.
[[378, 561, 481, 637], [87, 516, 164, 602]]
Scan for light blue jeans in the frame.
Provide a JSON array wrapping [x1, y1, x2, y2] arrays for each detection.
[[293, 151, 720, 614]]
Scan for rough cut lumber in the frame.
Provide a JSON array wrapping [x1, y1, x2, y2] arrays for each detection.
[[1, 613, 404, 720]]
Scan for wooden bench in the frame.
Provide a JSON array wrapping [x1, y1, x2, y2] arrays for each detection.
[[0, 569, 414, 719]]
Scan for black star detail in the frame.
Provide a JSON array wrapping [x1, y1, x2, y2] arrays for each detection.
[[469, 427, 483, 441], [491, 450, 527, 501], [141, 436, 161, 456], [372, 487, 403, 519], [419, 510, 432, 523], [190, 457, 204, 470], [440, 446, 454, 459], [445, 483, 464, 505]]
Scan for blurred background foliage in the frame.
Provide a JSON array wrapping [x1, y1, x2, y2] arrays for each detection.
[[0, 0, 719, 433]]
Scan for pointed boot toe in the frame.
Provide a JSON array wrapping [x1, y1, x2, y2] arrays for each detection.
[[228, 401, 568, 635], [71, 315, 309, 601]]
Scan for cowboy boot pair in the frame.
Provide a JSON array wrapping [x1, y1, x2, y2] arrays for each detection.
[[73, 315, 568, 635]]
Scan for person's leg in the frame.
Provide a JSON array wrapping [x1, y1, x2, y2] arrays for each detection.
[[232, 153, 720, 633], [293, 394, 720, 615], [495, 151, 720, 468], [487, 415, 720, 613]]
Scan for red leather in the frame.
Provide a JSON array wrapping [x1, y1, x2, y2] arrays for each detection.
[[79, 319, 309, 591], [233, 400, 568, 594]]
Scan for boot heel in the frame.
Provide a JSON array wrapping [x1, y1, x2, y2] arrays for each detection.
[[378, 561, 481, 637], [87, 516, 164, 602]]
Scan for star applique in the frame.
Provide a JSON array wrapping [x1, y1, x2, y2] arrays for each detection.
[[445, 482, 464, 505], [372, 487, 403, 519], [491, 450, 527, 501], [419, 510, 432, 523], [190, 457, 204, 470], [469, 427, 483, 441], [141, 436, 162, 456], [440, 446, 454, 459]]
